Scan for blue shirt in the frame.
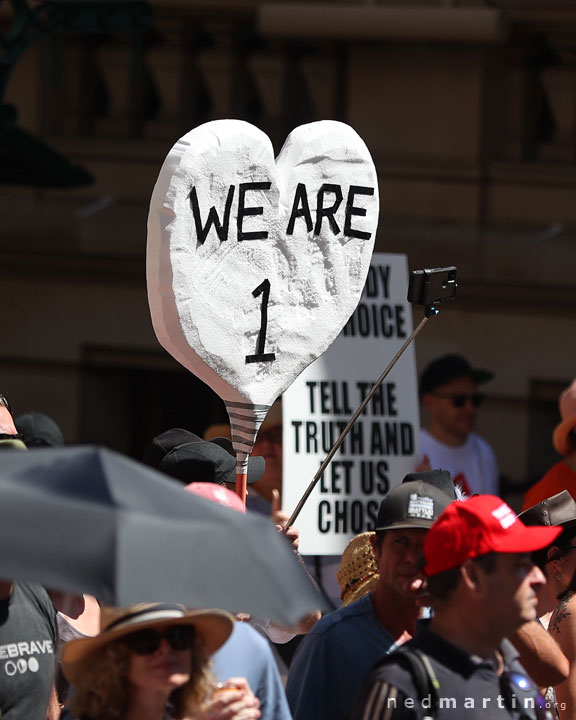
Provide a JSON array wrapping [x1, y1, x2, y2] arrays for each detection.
[[286, 594, 399, 720], [212, 621, 292, 720]]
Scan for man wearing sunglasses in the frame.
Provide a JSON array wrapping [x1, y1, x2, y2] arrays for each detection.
[[350, 495, 560, 720], [419, 354, 499, 496]]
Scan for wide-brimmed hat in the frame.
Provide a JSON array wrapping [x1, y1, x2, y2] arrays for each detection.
[[424, 495, 561, 576], [142, 428, 199, 468], [337, 532, 379, 605], [553, 379, 576, 456], [519, 490, 576, 530], [420, 354, 493, 395], [375, 480, 453, 532], [61, 602, 234, 685], [142, 429, 264, 486]]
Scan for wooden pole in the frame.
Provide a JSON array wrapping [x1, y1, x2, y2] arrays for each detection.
[[235, 472, 248, 505]]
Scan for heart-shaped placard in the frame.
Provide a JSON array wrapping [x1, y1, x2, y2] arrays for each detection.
[[147, 120, 378, 472]]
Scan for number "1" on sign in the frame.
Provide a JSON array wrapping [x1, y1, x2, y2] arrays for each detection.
[[246, 279, 276, 364]]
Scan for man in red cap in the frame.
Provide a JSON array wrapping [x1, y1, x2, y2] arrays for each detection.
[[350, 495, 560, 719]]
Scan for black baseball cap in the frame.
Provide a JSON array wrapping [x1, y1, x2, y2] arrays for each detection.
[[419, 354, 493, 395], [143, 428, 264, 486], [402, 469, 456, 500], [375, 480, 453, 532]]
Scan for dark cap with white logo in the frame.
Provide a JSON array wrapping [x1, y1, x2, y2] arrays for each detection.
[[375, 480, 453, 532]]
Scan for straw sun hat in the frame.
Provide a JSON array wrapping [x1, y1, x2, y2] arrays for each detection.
[[337, 532, 380, 606], [554, 378, 576, 456], [62, 602, 234, 686]]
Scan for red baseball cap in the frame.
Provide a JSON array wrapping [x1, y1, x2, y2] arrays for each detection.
[[424, 494, 561, 576]]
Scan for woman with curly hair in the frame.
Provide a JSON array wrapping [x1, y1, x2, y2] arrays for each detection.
[[60, 602, 261, 720]]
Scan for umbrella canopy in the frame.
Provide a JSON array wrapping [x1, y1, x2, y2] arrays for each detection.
[[0, 446, 327, 625]]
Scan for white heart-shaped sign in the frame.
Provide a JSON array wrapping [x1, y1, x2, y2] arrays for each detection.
[[147, 119, 378, 460]]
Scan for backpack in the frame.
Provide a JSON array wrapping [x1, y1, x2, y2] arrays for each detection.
[[371, 645, 440, 720], [371, 646, 553, 720]]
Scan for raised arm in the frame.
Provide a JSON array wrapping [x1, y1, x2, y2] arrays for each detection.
[[509, 619, 569, 688]]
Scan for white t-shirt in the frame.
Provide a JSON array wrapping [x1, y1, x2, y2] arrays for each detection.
[[420, 429, 500, 496]]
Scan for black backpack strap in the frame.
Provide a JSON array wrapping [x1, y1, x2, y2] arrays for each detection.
[[373, 646, 440, 720]]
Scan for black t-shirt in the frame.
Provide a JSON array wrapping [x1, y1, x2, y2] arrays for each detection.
[[0, 582, 58, 719], [350, 621, 551, 720]]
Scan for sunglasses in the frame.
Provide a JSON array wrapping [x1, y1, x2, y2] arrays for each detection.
[[499, 671, 550, 720], [433, 393, 484, 408], [122, 625, 196, 655]]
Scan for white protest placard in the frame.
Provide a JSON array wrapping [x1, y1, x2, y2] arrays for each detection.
[[282, 253, 420, 555], [147, 119, 378, 495]]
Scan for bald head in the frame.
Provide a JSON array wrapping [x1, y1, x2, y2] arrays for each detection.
[[0, 405, 17, 435]]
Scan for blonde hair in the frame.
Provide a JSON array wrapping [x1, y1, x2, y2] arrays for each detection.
[[69, 635, 214, 719]]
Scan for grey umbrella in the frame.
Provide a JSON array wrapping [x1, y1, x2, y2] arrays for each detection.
[[0, 446, 327, 625]]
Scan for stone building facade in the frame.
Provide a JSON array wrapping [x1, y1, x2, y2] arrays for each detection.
[[2, 0, 576, 503]]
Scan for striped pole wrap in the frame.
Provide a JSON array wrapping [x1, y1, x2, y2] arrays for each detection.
[[225, 400, 271, 505]]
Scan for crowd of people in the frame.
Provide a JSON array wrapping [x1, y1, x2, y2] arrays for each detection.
[[2, 352, 576, 719]]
